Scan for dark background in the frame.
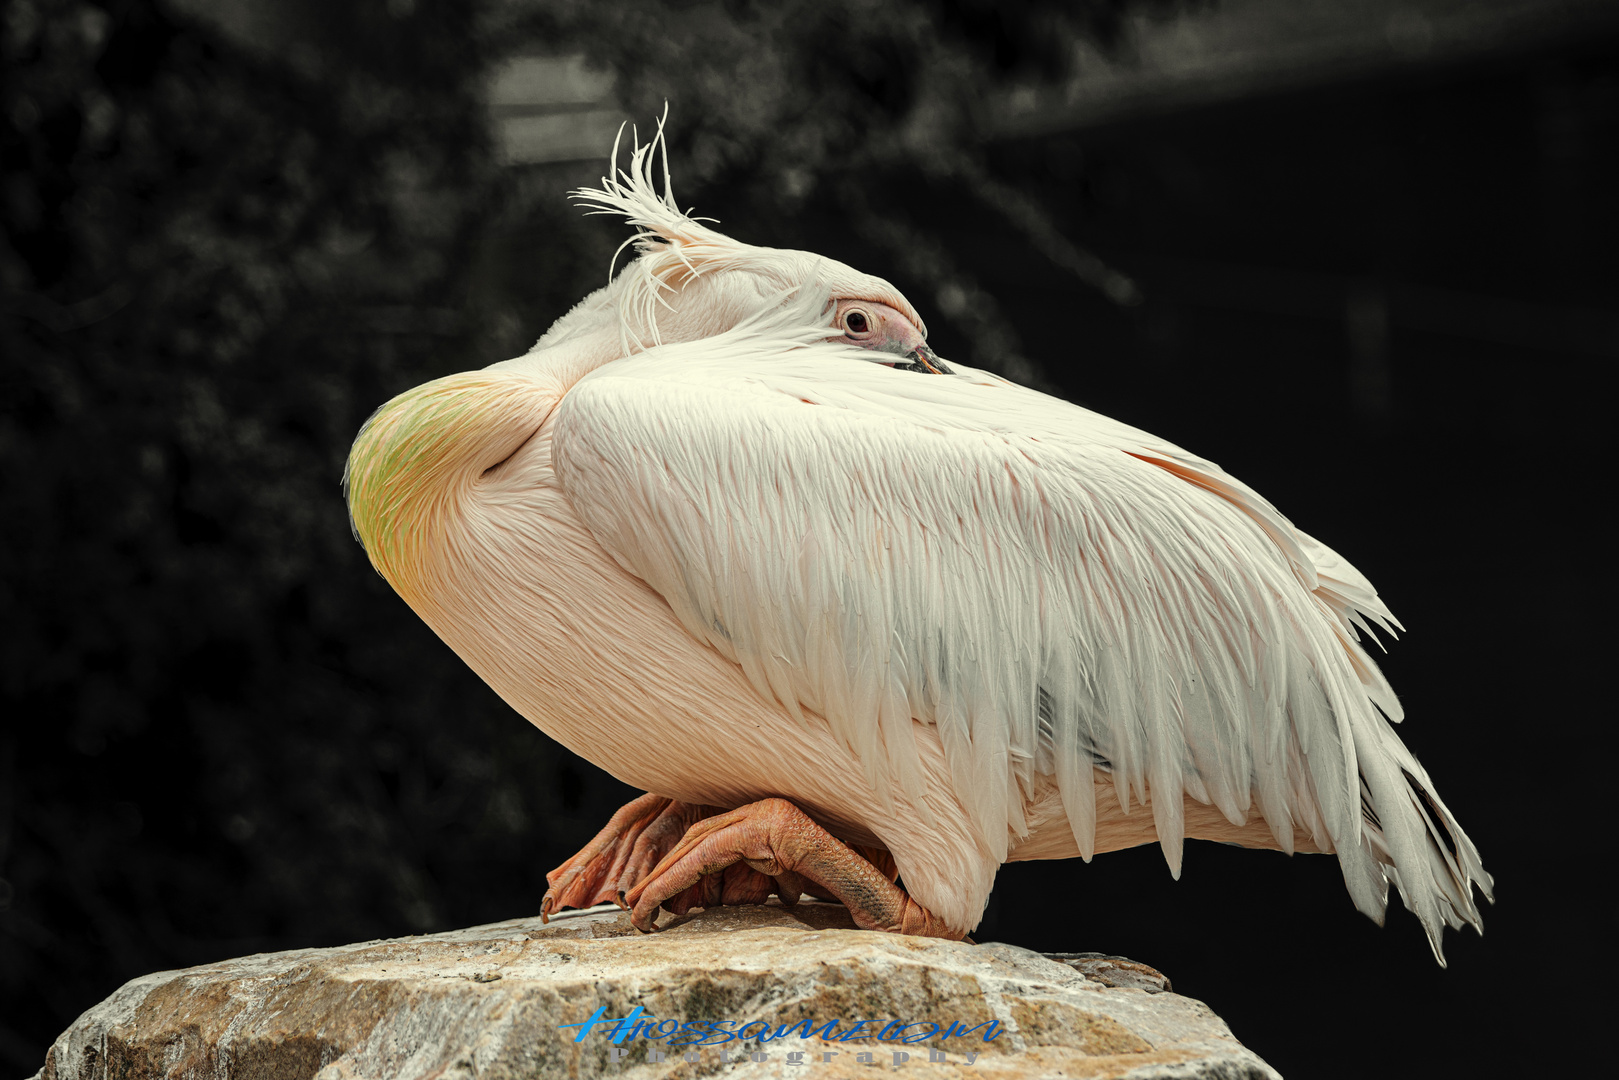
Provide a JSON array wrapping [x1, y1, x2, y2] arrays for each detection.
[[3, 1, 1614, 1076]]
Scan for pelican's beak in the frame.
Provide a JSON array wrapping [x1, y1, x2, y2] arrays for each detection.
[[902, 343, 953, 375]]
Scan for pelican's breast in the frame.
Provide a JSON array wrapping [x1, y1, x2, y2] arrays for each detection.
[[346, 369, 854, 803]]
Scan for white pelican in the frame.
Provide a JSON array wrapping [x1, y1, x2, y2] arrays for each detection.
[[345, 125, 1492, 960]]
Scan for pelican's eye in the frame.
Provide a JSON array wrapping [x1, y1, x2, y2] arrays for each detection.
[[844, 310, 870, 334]]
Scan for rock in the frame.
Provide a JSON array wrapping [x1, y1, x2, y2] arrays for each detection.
[[1043, 953, 1175, 995], [36, 901, 1279, 1079]]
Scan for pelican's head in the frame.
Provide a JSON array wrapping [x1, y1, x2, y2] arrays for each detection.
[[547, 117, 951, 376], [830, 297, 951, 375]]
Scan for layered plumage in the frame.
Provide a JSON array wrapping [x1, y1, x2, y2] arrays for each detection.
[[346, 122, 1492, 960]]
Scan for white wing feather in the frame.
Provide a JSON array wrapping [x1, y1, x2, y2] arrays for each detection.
[[550, 314, 1491, 960]]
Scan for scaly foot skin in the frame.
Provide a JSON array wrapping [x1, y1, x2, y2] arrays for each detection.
[[542, 794, 784, 919], [623, 797, 964, 940]]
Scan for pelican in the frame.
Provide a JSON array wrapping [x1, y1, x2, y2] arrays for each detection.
[[344, 124, 1491, 959]]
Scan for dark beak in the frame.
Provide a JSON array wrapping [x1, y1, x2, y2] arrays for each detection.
[[900, 344, 953, 375]]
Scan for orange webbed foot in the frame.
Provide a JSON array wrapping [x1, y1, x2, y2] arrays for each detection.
[[541, 794, 779, 919], [541, 793, 679, 919], [623, 797, 963, 939]]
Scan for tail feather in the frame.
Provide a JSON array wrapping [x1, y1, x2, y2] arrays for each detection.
[[1349, 715, 1493, 965], [1296, 529, 1490, 962]]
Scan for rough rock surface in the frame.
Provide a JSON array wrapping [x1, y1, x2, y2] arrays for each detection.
[[37, 901, 1278, 1079]]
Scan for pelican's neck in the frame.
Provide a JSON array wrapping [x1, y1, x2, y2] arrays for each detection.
[[489, 314, 630, 389]]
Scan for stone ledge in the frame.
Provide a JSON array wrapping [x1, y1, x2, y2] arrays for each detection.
[[37, 901, 1278, 1079]]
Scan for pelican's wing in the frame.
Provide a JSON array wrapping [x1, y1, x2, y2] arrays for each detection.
[[551, 328, 1489, 960]]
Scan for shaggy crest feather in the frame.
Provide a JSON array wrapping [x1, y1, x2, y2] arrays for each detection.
[[571, 111, 754, 351], [569, 110, 924, 353]]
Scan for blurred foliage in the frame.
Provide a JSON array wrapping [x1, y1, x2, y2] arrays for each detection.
[[1, 0, 552, 1061], [488, 0, 1149, 179], [0, 0, 1178, 1063]]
